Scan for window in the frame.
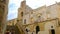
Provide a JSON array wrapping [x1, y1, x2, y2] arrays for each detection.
[[21, 12, 23, 16], [17, 20, 19, 22], [37, 13, 41, 21], [51, 26, 53, 28], [24, 19, 26, 24]]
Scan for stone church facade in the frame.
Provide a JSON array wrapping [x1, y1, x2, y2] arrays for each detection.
[[7, 0, 60, 34], [17, 0, 60, 34]]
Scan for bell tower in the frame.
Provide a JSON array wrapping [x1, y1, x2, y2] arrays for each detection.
[[18, 0, 26, 22], [16, 0, 27, 34], [21, 0, 26, 8]]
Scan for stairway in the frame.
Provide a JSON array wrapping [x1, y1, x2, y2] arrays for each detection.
[[16, 22, 26, 34], [6, 23, 26, 34], [14, 25, 21, 34]]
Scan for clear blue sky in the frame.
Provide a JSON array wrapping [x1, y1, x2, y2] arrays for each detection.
[[8, 0, 60, 20]]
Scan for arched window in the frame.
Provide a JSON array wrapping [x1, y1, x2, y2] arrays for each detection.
[[21, 12, 23, 17], [24, 19, 26, 24]]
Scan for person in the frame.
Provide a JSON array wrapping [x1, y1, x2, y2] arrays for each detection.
[[5, 31, 10, 34], [26, 29, 28, 32], [26, 29, 29, 34]]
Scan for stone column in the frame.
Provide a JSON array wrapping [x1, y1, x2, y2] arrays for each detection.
[[0, 0, 9, 34]]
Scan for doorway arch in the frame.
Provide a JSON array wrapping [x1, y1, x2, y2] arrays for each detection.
[[36, 26, 40, 34], [51, 29, 55, 34]]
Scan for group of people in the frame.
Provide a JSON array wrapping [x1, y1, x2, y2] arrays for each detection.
[[5, 31, 15, 34], [26, 26, 40, 34]]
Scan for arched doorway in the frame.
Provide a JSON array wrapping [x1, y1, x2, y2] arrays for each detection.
[[50, 26, 55, 34], [36, 26, 40, 34], [51, 29, 55, 34]]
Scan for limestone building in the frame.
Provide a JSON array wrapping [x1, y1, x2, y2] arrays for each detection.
[[5, 0, 60, 34], [0, 0, 9, 34], [7, 18, 17, 26], [16, 0, 60, 34]]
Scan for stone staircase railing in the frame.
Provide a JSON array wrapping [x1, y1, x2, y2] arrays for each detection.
[[16, 22, 27, 34]]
